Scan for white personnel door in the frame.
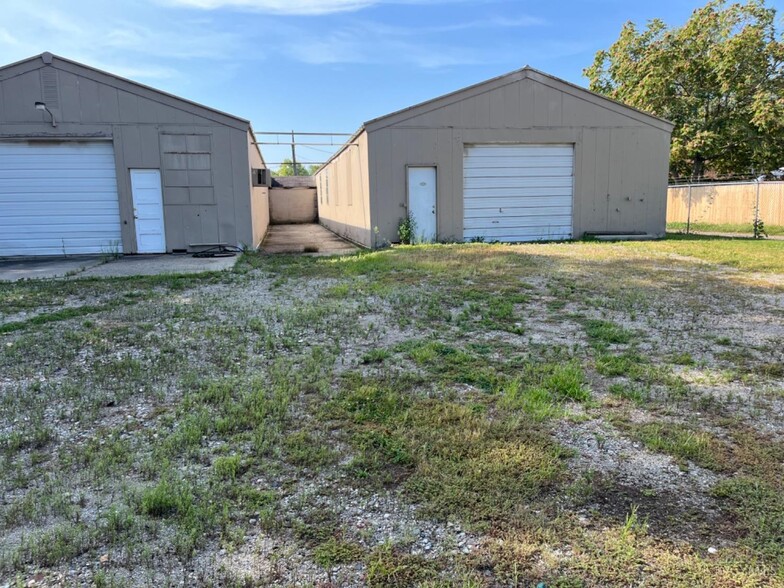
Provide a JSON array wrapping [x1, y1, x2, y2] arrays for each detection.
[[130, 169, 166, 253], [407, 166, 437, 242]]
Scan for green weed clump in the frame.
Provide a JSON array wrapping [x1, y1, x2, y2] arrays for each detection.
[[140, 478, 193, 518], [712, 477, 784, 567], [398, 339, 502, 392], [366, 544, 438, 587], [501, 361, 591, 420], [583, 319, 634, 347], [313, 537, 365, 568], [625, 423, 716, 470], [213, 455, 242, 480]]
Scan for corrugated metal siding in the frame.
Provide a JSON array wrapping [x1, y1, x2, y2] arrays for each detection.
[[463, 145, 573, 241], [0, 141, 122, 256]]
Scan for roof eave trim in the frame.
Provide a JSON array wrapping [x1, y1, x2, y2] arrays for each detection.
[[314, 126, 365, 173]]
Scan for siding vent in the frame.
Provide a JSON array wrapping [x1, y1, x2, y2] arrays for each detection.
[[40, 67, 60, 109]]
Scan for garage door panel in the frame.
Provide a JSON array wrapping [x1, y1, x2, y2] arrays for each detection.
[[1, 201, 121, 214], [465, 186, 572, 203], [464, 177, 572, 190], [463, 205, 574, 218], [0, 150, 114, 169], [0, 216, 124, 228], [0, 169, 117, 180], [464, 166, 574, 179], [0, 187, 119, 197], [463, 156, 574, 169], [464, 214, 572, 230], [464, 226, 572, 241], [0, 142, 122, 257], [466, 146, 574, 158], [465, 194, 573, 208], [463, 144, 573, 243]]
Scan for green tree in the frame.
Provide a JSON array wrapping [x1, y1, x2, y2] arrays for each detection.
[[584, 0, 784, 179], [273, 158, 320, 176]]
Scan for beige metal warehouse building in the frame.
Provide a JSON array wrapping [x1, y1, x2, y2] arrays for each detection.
[[315, 67, 673, 248], [0, 52, 269, 257]]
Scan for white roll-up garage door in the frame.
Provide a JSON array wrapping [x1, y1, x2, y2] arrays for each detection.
[[0, 141, 122, 257], [463, 144, 574, 242]]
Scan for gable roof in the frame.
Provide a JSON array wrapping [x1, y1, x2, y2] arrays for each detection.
[[364, 66, 674, 133], [318, 66, 674, 172], [0, 52, 251, 130]]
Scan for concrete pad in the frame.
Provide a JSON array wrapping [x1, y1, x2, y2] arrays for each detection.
[[79, 254, 238, 278], [262, 224, 360, 255], [0, 256, 104, 282], [593, 234, 658, 242]]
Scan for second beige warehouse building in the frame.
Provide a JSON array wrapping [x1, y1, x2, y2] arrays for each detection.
[[315, 67, 673, 248]]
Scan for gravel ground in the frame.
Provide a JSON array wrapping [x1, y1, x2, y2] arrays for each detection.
[[2, 242, 784, 586]]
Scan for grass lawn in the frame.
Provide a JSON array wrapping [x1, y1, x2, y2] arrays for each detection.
[[667, 221, 784, 237], [628, 233, 784, 273], [1, 236, 783, 586]]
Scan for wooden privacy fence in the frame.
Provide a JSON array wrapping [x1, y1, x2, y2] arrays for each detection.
[[667, 181, 784, 229]]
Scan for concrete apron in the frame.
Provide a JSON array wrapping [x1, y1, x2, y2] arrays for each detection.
[[261, 224, 359, 255], [0, 256, 104, 282], [79, 254, 238, 278], [0, 254, 238, 281]]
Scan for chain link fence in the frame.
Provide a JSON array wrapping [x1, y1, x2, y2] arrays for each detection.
[[667, 181, 784, 236]]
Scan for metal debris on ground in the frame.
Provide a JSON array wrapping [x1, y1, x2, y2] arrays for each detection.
[[192, 245, 243, 258]]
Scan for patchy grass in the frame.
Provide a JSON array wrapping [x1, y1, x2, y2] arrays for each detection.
[[501, 361, 591, 419], [622, 422, 717, 470], [582, 318, 635, 347], [713, 477, 784, 566], [3, 237, 784, 585], [313, 537, 365, 568], [330, 374, 570, 527], [365, 544, 440, 587]]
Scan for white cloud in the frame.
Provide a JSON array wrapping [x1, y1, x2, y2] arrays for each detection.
[[102, 21, 242, 60], [164, 0, 376, 15], [0, 2, 244, 84], [281, 27, 483, 68], [356, 14, 546, 36], [0, 0, 552, 82], [0, 28, 19, 46], [163, 0, 483, 16], [272, 12, 546, 68]]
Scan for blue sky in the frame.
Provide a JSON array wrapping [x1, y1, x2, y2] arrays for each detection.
[[1, 0, 781, 166]]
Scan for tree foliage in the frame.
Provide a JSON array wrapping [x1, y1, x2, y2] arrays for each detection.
[[273, 158, 320, 177], [584, 0, 784, 179]]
